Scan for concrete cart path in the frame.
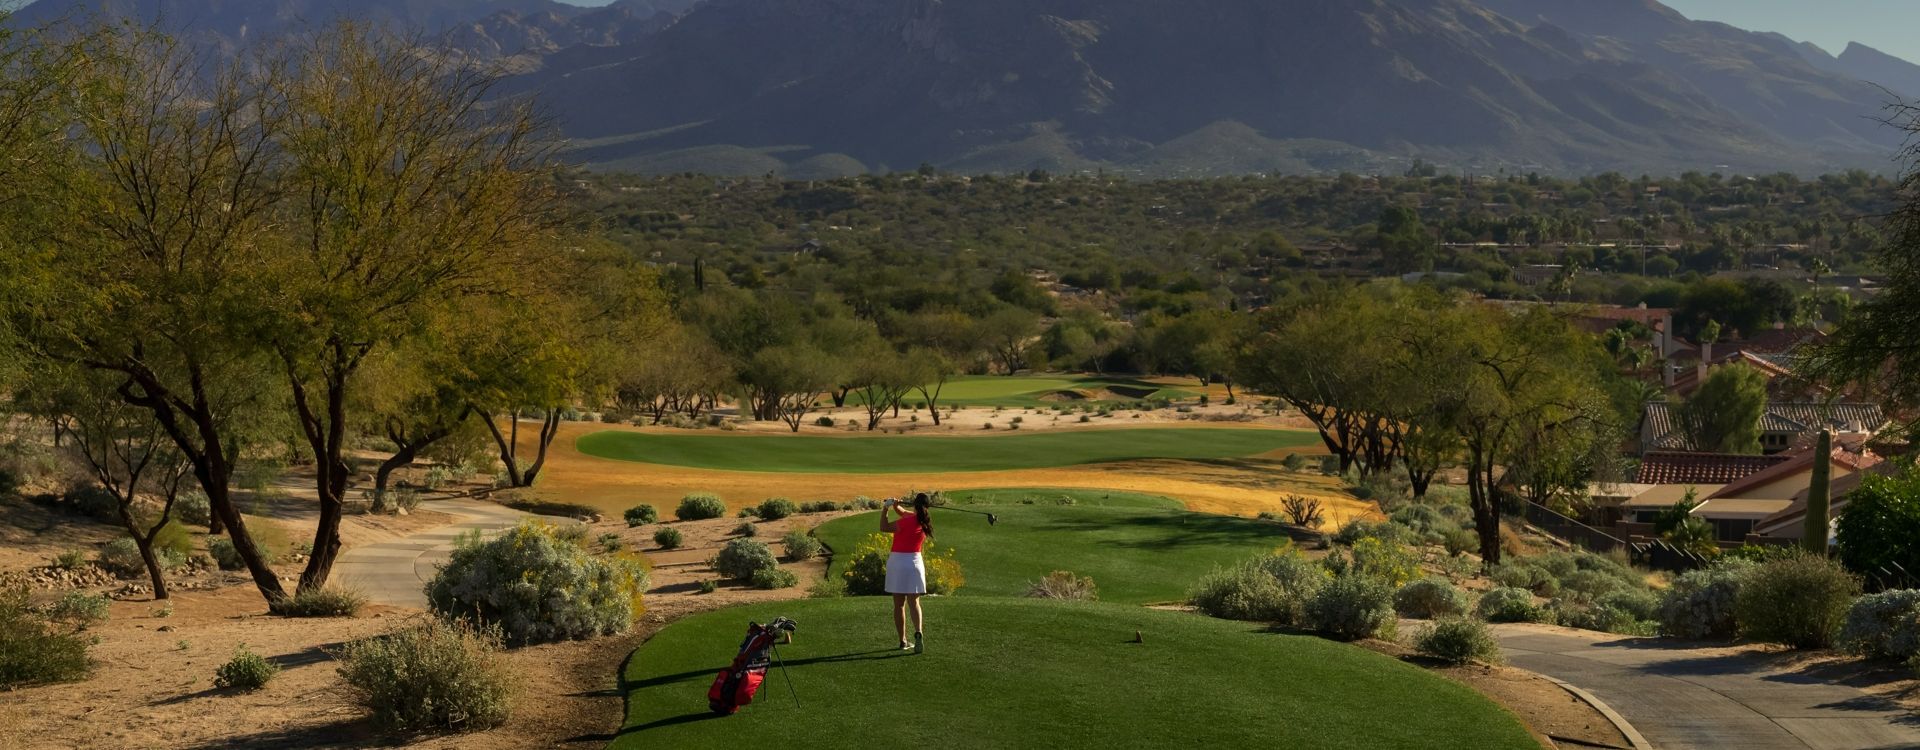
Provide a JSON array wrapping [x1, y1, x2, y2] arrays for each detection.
[[1496, 625, 1920, 750], [332, 499, 536, 608]]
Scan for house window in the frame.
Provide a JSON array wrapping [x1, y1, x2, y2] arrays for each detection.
[[1709, 518, 1754, 543]]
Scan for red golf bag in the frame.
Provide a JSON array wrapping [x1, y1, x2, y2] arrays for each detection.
[[708, 617, 796, 715]]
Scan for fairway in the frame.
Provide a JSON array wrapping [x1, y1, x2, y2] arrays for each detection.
[[813, 488, 1283, 604], [609, 597, 1535, 749], [859, 374, 1199, 407], [575, 428, 1315, 474]]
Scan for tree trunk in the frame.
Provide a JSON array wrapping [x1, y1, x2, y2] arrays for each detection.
[[371, 447, 414, 514], [289, 352, 353, 594], [1467, 446, 1502, 568], [478, 407, 526, 487], [136, 539, 170, 600], [518, 409, 562, 487]]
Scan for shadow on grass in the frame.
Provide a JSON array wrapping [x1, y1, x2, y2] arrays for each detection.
[[624, 648, 910, 690], [1041, 511, 1280, 551]]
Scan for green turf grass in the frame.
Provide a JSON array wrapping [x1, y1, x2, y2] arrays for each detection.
[[813, 488, 1284, 604], [608, 597, 1535, 749], [859, 374, 1198, 408], [575, 428, 1314, 474]]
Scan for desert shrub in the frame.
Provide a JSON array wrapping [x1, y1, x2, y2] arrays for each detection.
[[49, 549, 88, 570], [1395, 578, 1469, 619], [800, 501, 839, 514], [1318, 455, 1341, 475], [1559, 569, 1632, 600], [623, 504, 658, 527], [713, 539, 779, 581], [1281, 496, 1325, 528], [1282, 453, 1308, 472], [755, 498, 797, 520], [496, 497, 600, 521], [1441, 528, 1478, 557], [0, 588, 90, 689], [208, 538, 243, 570], [1736, 552, 1860, 649], [1188, 552, 1327, 625], [98, 537, 185, 579], [1490, 561, 1561, 597], [815, 416, 835, 427], [1416, 617, 1503, 665], [270, 587, 367, 618], [1838, 590, 1920, 660], [1027, 571, 1099, 601], [45, 592, 110, 630], [675, 493, 727, 521], [1307, 574, 1396, 641], [597, 533, 623, 553], [1656, 560, 1753, 640], [841, 533, 962, 596], [733, 521, 758, 538], [175, 491, 212, 527], [653, 527, 683, 549], [1836, 467, 1920, 580], [67, 485, 119, 521], [750, 567, 798, 590], [1346, 537, 1420, 586], [808, 576, 846, 598], [426, 522, 648, 646], [552, 522, 591, 546], [1477, 587, 1549, 624], [214, 647, 279, 690], [781, 529, 821, 561], [738, 507, 758, 518], [209, 521, 291, 571], [697, 580, 718, 595], [1549, 596, 1655, 636], [1333, 519, 1411, 547], [850, 497, 883, 510], [337, 618, 514, 733]]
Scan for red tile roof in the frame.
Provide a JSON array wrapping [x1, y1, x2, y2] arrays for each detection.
[[1636, 451, 1790, 485], [1706, 440, 1883, 501]]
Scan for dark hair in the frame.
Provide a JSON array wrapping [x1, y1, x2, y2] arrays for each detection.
[[911, 492, 934, 538]]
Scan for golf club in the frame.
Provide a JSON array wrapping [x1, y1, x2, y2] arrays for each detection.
[[936, 506, 998, 525]]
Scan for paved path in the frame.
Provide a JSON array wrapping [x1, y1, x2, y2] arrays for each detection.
[[1496, 625, 1920, 750], [333, 499, 534, 608]]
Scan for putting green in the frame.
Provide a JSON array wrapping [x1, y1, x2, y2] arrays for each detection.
[[812, 488, 1285, 604], [575, 428, 1315, 474], [608, 597, 1535, 749]]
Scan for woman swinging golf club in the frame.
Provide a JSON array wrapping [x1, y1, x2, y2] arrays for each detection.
[[881, 493, 933, 653]]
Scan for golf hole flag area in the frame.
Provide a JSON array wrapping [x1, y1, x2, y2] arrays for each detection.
[[574, 427, 1316, 474], [609, 598, 1536, 749]]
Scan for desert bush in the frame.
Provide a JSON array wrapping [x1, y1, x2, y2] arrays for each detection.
[[623, 504, 658, 527], [1026, 571, 1099, 601], [1838, 590, 1920, 660], [552, 522, 591, 546], [927, 553, 966, 596], [1281, 496, 1325, 528], [750, 567, 798, 590], [98, 537, 184, 579], [1333, 519, 1410, 547], [800, 501, 839, 514], [1188, 552, 1327, 625], [1477, 587, 1549, 624], [653, 527, 683, 549], [426, 522, 648, 646], [697, 579, 718, 594], [733, 521, 758, 538], [841, 533, 962, 596], [214, 647, 279, 690], [1307, 573, 1396, 641], [1282, 453, 1308, 472], [781, 529, 821, 561], [175, 491, 212, 527], [713, 538, 779, 581], [0, 588, 90, 689], [1548, 596, 1655, 636], [1736, 552, 1860, 649], [815, 416, 835, 427], [1441, 528, 1478, 557], [1656, 560, 1753, 640], [597, 533, 624, 553], [496, 497, 599, 521], [808, 576, 846, 598], [45, 592, 111, 630], [270, 587, 367, 618], [337, 618, 514, 733], [738, 507, 758, 518], [675, 493, 727, 521], [849, 497, 883, 510], [67, 485, 119, 521], [1345, 537, 1421, 587], [49, 549, 88, 570], [755, 498, 798, 520], [1395, 579, 1469, 619], [1415, 617, 1503, 665]]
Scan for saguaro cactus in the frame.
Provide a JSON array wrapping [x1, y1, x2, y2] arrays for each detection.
[[1802, 429, 1833, 555]]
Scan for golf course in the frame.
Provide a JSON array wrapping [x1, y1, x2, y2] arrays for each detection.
[[814, 489, 1286, 603], [848, 374, 1202, 407], [575, 428, 1316, 474]]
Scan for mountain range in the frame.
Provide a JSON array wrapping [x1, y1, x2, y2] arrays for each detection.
[[9, 0, 1920, 177]]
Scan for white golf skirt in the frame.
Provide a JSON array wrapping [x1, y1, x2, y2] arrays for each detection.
[[885, 551, 927, 595]]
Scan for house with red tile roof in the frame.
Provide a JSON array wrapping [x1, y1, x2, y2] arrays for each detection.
[[1684, 437, 1883, 544], [1635, 451, 1788, 485]]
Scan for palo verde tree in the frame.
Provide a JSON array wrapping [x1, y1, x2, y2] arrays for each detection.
[[1235, 288, 1401, 474], [267, 24, 562, 592], [1674, 363, 1769, 454]]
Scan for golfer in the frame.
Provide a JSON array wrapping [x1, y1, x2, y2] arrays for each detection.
[[881, 493, 933, 653]]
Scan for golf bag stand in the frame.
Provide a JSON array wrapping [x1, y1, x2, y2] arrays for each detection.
[[708, 616, 798, 715]]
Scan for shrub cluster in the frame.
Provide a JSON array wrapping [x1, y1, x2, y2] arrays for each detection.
[[1394, 579, 1468, 619], [750, 567, 799, 590], [1026, 571, 1099, 601], [755, 498, 798, 520], [623, 504, 658, 527], [45, 592, 111, 630], [1415, 617, 1503, 665], [426, 522, 648, 645], [653, 527, 683, 549], [1837, 590, 1920, 661], [175, 491, 213, 527], [1307, 573, 1396, 641], [1477, 587, 1549, 624], [675, 493, 727, 521], [215, 647, 280, 690], [713, 539, 780, 581], [337, 618, 514, 733], [800, 501, 840, 514], [1736, 552, 1860, 649], [1188, 552, 1327, 626], [781, 529, 822, 561], [98, 537, 186, 579], [1656, 560, 1752, 640], [0, 587, 90, 689], [270, 587, 367, 618], [733, 521, 758, 538], [841, 533, 964, 596]]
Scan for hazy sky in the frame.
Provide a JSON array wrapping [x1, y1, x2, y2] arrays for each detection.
[[1645, 1, 1920, 62]]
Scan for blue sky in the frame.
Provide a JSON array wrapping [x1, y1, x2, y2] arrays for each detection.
[[1660, 1, 1920, 62]]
